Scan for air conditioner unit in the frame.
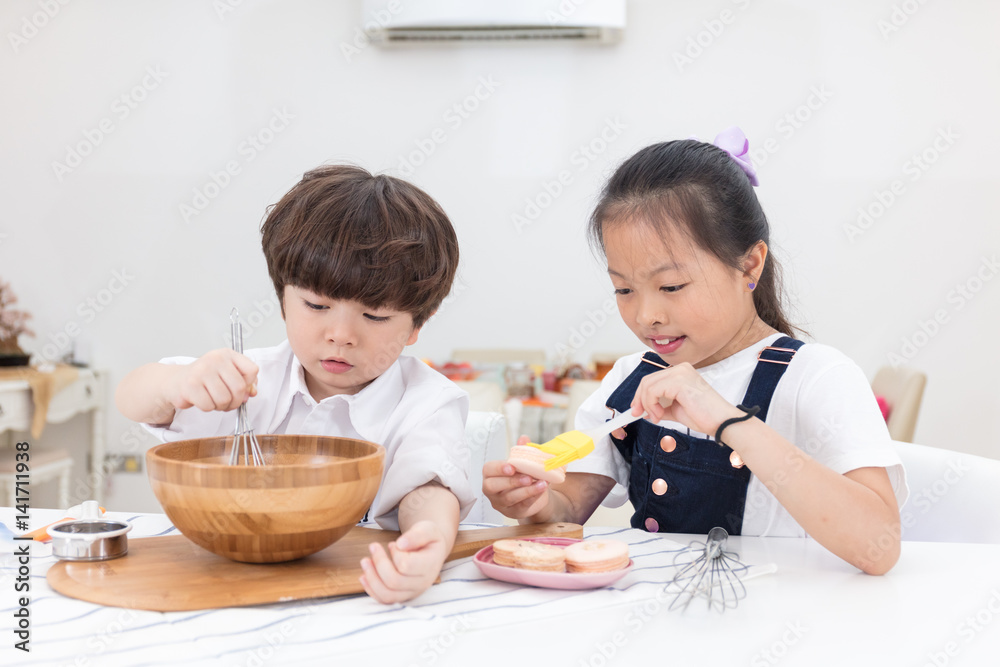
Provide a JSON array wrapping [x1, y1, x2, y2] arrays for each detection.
[[362, 0, 626, 46]]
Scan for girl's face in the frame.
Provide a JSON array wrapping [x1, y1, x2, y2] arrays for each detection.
[[603, 220, 765, 369]]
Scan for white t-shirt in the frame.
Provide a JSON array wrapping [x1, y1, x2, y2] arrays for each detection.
[[145, 340, 475, 531], [568, 333, 909, 537]]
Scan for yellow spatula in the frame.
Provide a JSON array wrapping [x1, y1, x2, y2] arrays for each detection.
[[528, 410, 646, 471]]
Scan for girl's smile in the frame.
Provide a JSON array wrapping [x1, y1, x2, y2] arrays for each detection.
[[649, 335, 686, 355]]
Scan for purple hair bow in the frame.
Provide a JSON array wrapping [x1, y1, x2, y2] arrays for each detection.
[[711, 126, 759, 186]]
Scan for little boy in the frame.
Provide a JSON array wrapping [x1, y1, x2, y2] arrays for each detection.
[[117, 165, 473, 603]]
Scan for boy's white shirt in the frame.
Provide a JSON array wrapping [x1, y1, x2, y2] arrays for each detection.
[[569, 333, 909, 537], [144, 340, 475, 531]]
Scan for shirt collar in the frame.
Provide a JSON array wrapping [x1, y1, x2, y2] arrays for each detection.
[[288, 354, 405, 444]]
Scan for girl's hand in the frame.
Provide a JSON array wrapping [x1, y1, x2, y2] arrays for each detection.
[[630, 362, 744, 436], [360, 520, 450, 604], [168, 348, 259, 413], [482, 435, 551, 519]]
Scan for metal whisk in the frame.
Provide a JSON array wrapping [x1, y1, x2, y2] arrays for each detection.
[[228, 308, 264, 466], [667, 527, 749, 612]]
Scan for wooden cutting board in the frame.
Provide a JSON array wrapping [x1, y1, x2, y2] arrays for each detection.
[[47, 522, 582, 611]]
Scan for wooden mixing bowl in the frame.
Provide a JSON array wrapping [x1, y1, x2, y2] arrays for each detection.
[[146, 435, 384, 563]]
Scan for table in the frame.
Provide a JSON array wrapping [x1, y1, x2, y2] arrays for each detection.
[[0, 368, 107, 503], [2, 507, 999, 666]]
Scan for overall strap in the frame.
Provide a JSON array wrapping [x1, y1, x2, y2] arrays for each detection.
[[741, 336, 804, 422], [605, 352, 669, 413]]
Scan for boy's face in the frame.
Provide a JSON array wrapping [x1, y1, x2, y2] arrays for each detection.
[[282, 285, 420, 401]]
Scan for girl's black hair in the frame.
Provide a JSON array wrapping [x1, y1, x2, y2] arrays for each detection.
[[588, 139, 799, 338]]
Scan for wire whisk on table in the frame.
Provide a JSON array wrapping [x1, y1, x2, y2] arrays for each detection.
[[666, 527, 750, 612], [228, 308, 264, 466]]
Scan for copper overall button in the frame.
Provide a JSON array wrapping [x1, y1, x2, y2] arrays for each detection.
[[651, 478, 668, 496], [644, 517, 660, 532], [730, 451, 745, 469], [659, 436, 676, 453]]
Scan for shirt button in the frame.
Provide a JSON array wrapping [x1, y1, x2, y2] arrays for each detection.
[[659, 436, 676, 453], [730, 451, 745, 468], [651, 478, 668, 495], [644, 517, 660, 532]]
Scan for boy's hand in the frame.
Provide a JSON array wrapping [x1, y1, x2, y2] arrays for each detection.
[[169, 348, 259, 413], [360, 520, 451, 604], [482, 435, 551, 520]]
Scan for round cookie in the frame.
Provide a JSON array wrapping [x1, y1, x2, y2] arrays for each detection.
[[512, 541, 566, 572], [564, 539, 630, 573], [492, 539, 531, 568], [507, 445, 567, 484]]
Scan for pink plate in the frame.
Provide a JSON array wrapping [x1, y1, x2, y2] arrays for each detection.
[[473, 537, 633, 590]]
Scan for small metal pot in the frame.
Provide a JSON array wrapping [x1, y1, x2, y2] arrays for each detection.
[[50, 519, 132, 561]]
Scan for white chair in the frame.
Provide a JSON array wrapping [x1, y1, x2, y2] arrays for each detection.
[[0, 445, 72, 508], [895, 440, 1000, 543], [562, 379, 602, 432], [463, 410, 508, 525], [453, 380, 505, 413]]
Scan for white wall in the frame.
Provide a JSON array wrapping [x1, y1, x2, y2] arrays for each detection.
[[2, 0, 997, 511]]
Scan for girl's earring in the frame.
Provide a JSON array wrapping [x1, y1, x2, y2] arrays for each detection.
[[748, 282, 756, 291]]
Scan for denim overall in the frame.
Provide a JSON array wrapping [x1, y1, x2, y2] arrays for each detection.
[[606, 336, 804, 535]]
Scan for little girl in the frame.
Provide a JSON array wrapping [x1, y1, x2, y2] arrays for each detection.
[[484, 128, 907, 574]]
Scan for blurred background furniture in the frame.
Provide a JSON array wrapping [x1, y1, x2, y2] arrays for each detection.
[[894, 440, 1000, 543], [451, 349, 546, 365], [872, 365, 927, 442], [0, 368, 106, 504], [453, 380, 505, 413], [562, 379, 602, 432], [0, 443, 72, 507], [463, 410, 508, 525]]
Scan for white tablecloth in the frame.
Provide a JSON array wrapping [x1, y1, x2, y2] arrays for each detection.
[[3, 507, 1000, 666]]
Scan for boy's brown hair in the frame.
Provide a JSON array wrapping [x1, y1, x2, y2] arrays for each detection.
[[261, 165, 459, 328]]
